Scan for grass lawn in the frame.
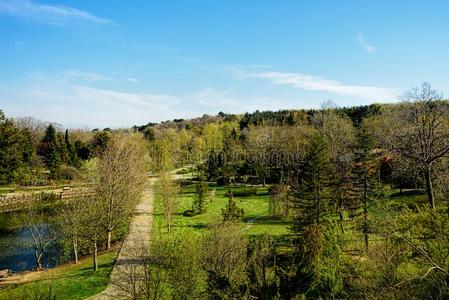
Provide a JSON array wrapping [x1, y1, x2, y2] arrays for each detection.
[[0, 250, 117, 300], [153, 181, 291, 238]]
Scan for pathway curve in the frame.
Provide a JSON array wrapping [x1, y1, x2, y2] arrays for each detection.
[[88, 179, 156, 299]]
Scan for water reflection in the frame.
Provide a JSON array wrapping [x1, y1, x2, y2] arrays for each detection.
[[0, 214, 64, 272]]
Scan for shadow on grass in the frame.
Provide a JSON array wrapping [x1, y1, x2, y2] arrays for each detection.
[[389, 189, 425, 198], [173, 223, 207, 230], [242, 215, 291, 225]]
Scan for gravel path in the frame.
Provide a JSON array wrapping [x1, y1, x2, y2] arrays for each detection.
[[88, 179, 155, 299]]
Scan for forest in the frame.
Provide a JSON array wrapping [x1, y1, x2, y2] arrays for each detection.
[[1, 82, 449, 299]]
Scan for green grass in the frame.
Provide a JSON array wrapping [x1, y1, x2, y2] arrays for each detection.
[[0, 250, 117, 300], [153, 181, 291, 238]]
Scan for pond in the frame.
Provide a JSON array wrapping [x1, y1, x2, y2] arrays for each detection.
[[0, 211, 65, 272]]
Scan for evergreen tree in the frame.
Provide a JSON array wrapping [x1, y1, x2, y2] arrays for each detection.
[[40, 124, 62, 178], [192, 176, 208, 214], [0, 111, 34, 184], [64, 129, 80, 167], [353, 126, 380, 251], [221, 191, 244, 222], [287, 133, 332, 296]]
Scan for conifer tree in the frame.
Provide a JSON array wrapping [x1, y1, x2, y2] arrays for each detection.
[[288, 133, 332, 296], [192, 176, 208, 214], [221, 191, 244, 222], [40, 124, 62, 177]]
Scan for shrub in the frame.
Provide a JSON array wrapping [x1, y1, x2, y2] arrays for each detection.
[[216, 177, 230, 186], [222, 191, 244, 222], [192, 179, 208, 214], [59, 165, 81, 180]]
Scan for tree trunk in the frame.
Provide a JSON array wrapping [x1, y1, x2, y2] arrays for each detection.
[[73, 236, 78, 264], [93, 241, 98, 271], [338, 196, 344, 233], [35, 249, 42, 271], [363, 175, 369, 252], [424, 166, 435, 209], [107, 230, 112, 250]]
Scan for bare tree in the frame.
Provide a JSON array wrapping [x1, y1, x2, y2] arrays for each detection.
[[56, 195, 84, 264], [202, 223, 248, 298], [77, 195, 105, 271], [96, 132, 148, 249], [158, 172, 179, 235], [391, 82, 449, 209], [22, 197, 56, 270]]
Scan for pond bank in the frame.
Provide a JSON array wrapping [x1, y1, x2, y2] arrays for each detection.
[[0, 249, 117, 300]]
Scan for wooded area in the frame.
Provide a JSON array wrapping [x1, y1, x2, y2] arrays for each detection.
[[2, 82, 449, 299]]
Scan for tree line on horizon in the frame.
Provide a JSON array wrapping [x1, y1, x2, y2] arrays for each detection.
[[2, 82, 449, 298]]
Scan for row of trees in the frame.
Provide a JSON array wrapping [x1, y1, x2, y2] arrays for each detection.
[[0, 112, 113, 185], [23, 133, 148, 271]]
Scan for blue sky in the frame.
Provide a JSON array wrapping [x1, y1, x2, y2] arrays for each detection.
[[1, 0, 449, 128]]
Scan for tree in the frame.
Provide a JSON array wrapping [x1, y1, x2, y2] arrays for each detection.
[[0, 111, 35, 184], [40, 124, 62, 178], [159, 173, 179, 235], [202, 223, 248, 298], [287, 133, 332, 296], [96, 133, 148, 249], [248, 235, 278, 299], [56, 195, 84, 264], [192, 177, 208, 214], [22, 196, 56, 270], [389, 82, 449, 209], [221, 191, 244, 222], [292, 133, 331, 230], [77, 195, 106, 271], [268, 184, 290, 218]]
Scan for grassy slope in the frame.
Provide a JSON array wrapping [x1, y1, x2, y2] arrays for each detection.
[[0, 250, 117, 300], [152, 181, 291, 238]]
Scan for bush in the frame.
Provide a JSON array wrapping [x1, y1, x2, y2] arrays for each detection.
[[59, 165, 81, 180], [217, 177, 230, 186]]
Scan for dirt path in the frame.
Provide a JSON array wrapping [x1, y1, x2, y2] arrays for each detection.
[[88, 179, 156, 299]]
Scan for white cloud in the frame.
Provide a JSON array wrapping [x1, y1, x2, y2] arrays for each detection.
[[235, 70, 397, 100], [0, 0, 113, 25], [1, 82, 186, 128], [127, 77, 139, 82], [357, 33, 376, 53], [63, 70, 113, 82]]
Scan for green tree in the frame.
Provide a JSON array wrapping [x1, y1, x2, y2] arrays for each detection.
[[287, 133, 333, 297], [192, 177, 208, 214], [221, 191, 244, 222], [0, 111, 34, 184], [40, 124, 62, 178]]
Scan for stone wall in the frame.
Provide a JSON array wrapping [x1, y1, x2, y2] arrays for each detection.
[[0, 187, 96, 212]]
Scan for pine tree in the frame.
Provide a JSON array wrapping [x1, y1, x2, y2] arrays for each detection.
[[192, 176, 208, 214], [352, 126, 380, 251], [292, 134, 331, 231], [40, 124, 62, 178], [0, 111, 34, 184], [288, 133, 332, 296], [221, 191, 244, 222]]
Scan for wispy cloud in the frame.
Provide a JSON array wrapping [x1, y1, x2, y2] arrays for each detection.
[[235, 70, 397, 100], [127, 77, 139, 82], [0, 0, 113, 25], [63, 70, 113, 82], [357, 33, 376, 53]]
